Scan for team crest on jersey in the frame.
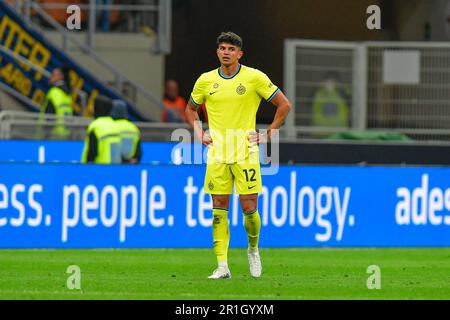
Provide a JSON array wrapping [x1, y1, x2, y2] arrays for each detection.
[[236, 83, 246, 95], [208, 181, 214, 190], [213, 83, 219, 89]]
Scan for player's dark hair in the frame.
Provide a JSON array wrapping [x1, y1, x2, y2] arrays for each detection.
[[216, 31, 243, 49]]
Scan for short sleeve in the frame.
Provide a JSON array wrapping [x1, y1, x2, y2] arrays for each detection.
[[255, 70, 280, 102], [190, 74, 206, 108]]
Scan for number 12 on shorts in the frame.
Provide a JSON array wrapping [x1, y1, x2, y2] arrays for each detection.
[[243, 169, 257, 182]]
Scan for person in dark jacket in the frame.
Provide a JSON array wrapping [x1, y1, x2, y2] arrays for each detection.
[[81, 95, 121, 164], [110, 100, 142, 164]]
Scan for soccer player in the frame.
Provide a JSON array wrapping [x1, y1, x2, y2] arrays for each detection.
[[185, 31, 291, 279]]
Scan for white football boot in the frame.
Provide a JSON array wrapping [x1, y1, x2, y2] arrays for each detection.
[[208, 266, 232, 279], [247, 249, 262, 278]]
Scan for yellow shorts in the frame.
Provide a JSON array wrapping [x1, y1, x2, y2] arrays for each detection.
[[204, 154, 262, 195]]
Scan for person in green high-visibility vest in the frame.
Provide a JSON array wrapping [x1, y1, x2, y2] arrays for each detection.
[[40, 67, 73, 139], [81, 95, 122, 164], [110, 99, 142, 164], [311, 72, 350, 130]]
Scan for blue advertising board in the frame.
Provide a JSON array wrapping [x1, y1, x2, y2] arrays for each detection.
[[0, 140, 196, 164], [0, 163, 449, 248]]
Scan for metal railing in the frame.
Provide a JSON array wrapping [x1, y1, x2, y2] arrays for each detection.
[[8, 0, 168, 120], [0, 81, 42, 111], [284, 39, 366, 134], [0, 110, 90, 140], [276, 125, 450, 143], [283, 39, 450, 142], [0, 110, 192, 141], [13, 0, 171, 53], [366, 42, 450, 131], [0, 43, 88, 112], [4, 110, 450, 143]]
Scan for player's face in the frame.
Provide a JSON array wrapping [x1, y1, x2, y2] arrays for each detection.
[[217, 43, 243, 67]]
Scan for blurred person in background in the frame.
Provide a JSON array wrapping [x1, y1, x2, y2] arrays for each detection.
[[311, 72, 350, 129], [39, 66, 73, 139], [162, 79, 187, 123], [81, 95, 121, 164], [110, 99, 142, 163], [96, 0, 112, 32]]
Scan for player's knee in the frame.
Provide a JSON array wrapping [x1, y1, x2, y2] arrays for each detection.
[[213, 197, 229, 209], [241, 202, 257, 214]]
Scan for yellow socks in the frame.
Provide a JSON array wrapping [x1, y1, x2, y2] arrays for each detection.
[[212, 208, 230, 265], [212, 208, 261, 265], [244, 210, 261, 250]]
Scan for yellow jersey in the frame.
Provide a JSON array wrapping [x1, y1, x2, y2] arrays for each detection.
[[190, 64, 279, 163]]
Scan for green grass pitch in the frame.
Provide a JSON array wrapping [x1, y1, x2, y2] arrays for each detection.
[[0, 248, 449, 299]]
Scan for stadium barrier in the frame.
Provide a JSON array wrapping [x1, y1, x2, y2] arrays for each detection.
[[0, 110, 193, 141], [0, 140, 192, 164], [2, 140, 450, 165], [0, 163, 449, 248], [284, 39, 450, 141]]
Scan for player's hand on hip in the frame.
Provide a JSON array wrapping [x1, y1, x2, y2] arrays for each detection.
[[202, 131, 213, 146], [248, 131, 258, 144], [248, 130, 270, 145]]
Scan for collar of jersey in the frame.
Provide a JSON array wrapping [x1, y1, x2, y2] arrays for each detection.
[[218, 63, 241, 79]]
